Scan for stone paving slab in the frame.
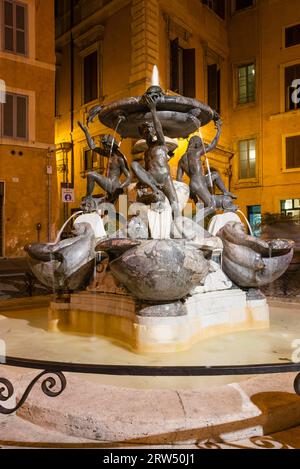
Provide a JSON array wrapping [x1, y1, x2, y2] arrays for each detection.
[[0, 415, 298, 449]]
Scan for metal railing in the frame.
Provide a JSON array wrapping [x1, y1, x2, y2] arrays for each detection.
[[0, 355, 300, 414]]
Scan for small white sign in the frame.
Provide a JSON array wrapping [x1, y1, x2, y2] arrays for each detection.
[[46, 165, 53, 175], [62, 188, 75, 203]]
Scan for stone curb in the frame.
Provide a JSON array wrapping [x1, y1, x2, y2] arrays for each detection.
[[1, 367, 299, 445]]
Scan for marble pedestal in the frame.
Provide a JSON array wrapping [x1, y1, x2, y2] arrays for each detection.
[[51, 288, 270, 354]]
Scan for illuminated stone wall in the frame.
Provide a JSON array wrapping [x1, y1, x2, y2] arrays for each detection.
[[0, 0, 57, 257], [229, 0, 300, 217], [55, 0, 300, 224]]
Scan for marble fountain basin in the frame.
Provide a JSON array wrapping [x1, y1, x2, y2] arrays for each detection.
[[97, 91, 216, 139]]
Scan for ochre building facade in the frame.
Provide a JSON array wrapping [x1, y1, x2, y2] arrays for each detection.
[[55, 0, 300, 231], [0, 0, 57, 257]]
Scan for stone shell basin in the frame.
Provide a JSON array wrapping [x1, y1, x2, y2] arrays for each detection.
[[218, 221, 294, 288], [98, 94, 215, 139], [96, 239, 210, 302], [25, 223, 96, 292]]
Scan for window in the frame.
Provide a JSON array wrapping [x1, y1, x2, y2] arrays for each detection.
[[286, 135, 300, 169], [238, 64, 255, 104], [202, 0, 225, 19], [239, 139, 256, 179], [83, 148, 105, 173], [1, 92, 28, 139], [2, 0, 27, 55], [170, 38, 195, 98], [285, 24, 300, 48], [235, 0, 253, 11], [285, 64, 300, 111], [247, 205, 261, 237], [207, 63, 221, 114], [83, 149, 97, 172], [281, 199, 300, 219], [83, 50, 98, 104], [55, 0, 80, 18]]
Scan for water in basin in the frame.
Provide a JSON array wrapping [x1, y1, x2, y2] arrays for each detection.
[[0, 299, 299, 390]]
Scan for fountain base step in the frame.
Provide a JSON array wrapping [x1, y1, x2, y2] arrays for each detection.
[[3, 367, 299, 446], [50, 289, 269, 353]]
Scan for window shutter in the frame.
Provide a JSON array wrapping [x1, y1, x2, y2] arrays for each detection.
[[16, 3, 26, 54], [217, 68, 221, 113], [183, 48, 196, 98], [285, 64, 300, 110], [84, 149, 93, 171], [170, 38, 180, 93], [208, 63, 221, 113], [3, 1, 27, 55], [16, 95, 27, 139], [208, 64, 218, 110], [4, 0, 14, 52], [3, 93, 14, 137], [286, 136, 300, 169], [216, 0, 225, 19], [285, 24, 300, 48], [83, 51, 98, 104], [235, 0, 253, 11], [2, 93, 28, 139]]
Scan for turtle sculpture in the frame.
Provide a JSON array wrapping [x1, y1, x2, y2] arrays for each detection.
[[217, 221, 294, 288]]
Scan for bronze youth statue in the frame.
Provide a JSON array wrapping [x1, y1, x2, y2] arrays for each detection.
[[131, 87, 180, 217], [177, 118, 237, 216], [78, 121, 131, 210]]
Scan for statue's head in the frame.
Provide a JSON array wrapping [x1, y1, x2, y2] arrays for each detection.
[[139, 121, 156, 143], [188, 136, 203, 150], [101, 134, 119, 151]]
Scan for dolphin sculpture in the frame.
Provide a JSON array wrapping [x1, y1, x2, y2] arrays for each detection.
[[25, 223, 97, 292], [217, 221, 294, 288]]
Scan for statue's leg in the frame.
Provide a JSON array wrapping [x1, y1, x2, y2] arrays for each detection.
[[162, 177, 180, 218], [210, 171, 237, 199], [86, 172, 113, 197], [190, 190, 198, 205], [191, 181, 217, 218], [131, 161, 160, 195]]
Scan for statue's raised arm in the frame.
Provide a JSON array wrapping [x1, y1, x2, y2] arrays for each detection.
[[204, 114, 222, 154], [142, 90, 165, 146]]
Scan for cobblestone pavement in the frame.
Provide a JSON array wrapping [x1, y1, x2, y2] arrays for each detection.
[[0, 257, 49, 300], [0, 278, 48, 300], [261, 268, 300, 298]]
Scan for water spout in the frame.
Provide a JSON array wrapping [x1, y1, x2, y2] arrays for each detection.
[[107, 115, 124, 178], [151, 65, 160, 87], [198, 130, 214, 195], [54, 211, 83, 244], [237, 209, 254, 237]]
